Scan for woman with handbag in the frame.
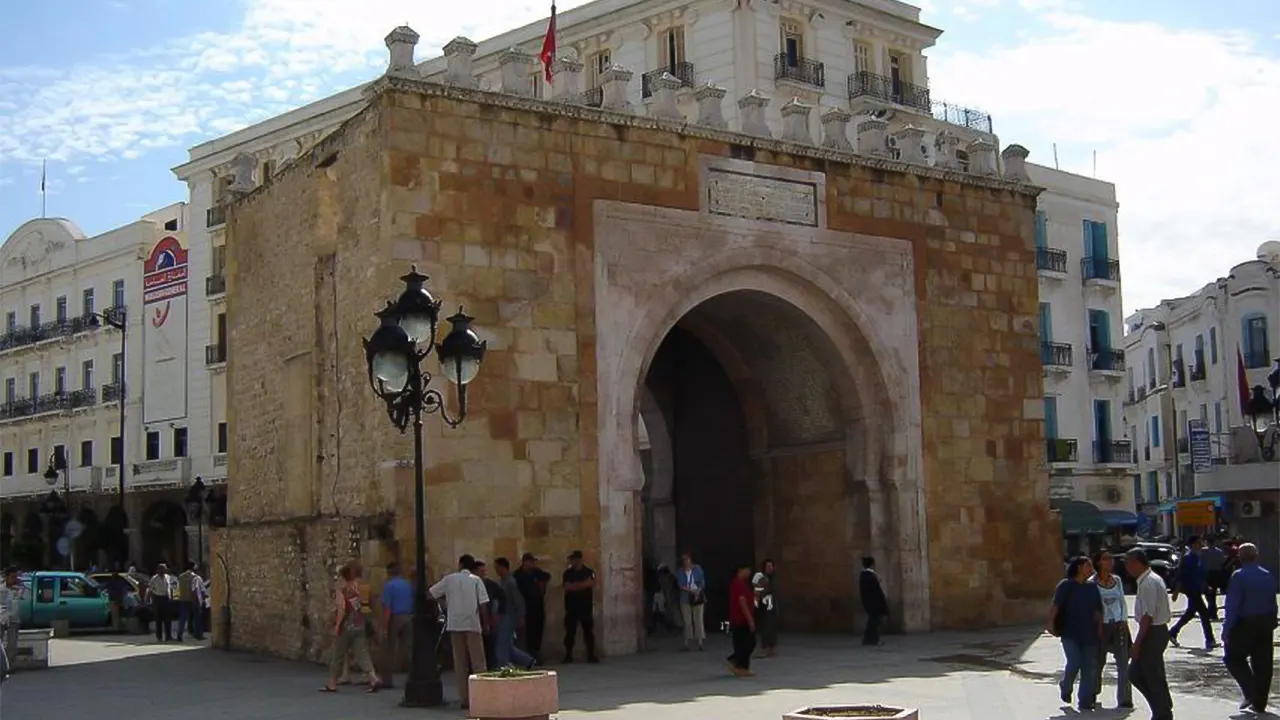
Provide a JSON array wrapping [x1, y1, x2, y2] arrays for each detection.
[[677, 553, 707, 651]]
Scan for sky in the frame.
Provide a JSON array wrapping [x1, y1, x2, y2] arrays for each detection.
[[1, 0, 1278, 313]]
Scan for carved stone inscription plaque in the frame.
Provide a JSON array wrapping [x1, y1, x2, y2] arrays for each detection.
[[705, 169, 819, 227]]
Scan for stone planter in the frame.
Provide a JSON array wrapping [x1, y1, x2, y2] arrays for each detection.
[[784, 706, 918, 720], [467, 670, 559, 720], [14, 628, 56, 670]]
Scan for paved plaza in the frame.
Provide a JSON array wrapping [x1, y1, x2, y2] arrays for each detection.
[[2, 598, 1276, 720]]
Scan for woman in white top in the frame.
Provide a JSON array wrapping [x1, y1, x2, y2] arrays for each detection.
[[1091, 550, 1133, 709]]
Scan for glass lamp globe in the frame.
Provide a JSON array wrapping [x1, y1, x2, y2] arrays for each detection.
[[372, 349, 411, 394]]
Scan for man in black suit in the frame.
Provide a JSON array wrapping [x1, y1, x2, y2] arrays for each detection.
[[859, 557, 889, 646]]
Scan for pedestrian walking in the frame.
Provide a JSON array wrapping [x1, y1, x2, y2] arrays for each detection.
[[104, 566, 128, 633], [753, 559, 778, 658], [676, 552, 707, 652], [1170, 535, 1218, 649], [176, 562, 203, 641], [562, 550, 599, 663], [859, 557, 888, 646], [377, 562, 414, 689], [1126, 548, 1174, 720], [1090, 551, 1132, 709], [1222, 542, 1277, 714], [320, 562, 382, 694], [494, 558, 536, 669], [429, 554, 489, 709], [1199, 538, 1227, 618], [148, 563, 174, 642], [1048, 556, 1102, 711], [726, 563, 756, 677], [0, 567, 24, 680], [512, 553, 550, 663]]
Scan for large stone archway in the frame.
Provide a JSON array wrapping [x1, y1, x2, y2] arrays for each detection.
[[593, 161, 928, 655]]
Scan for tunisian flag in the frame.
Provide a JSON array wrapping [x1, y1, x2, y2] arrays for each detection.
[[1237, 345, 1251, 415], [540, 3, 557, 83]]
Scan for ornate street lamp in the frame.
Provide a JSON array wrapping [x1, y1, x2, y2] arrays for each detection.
[[363, 266, 486, 708], [88, 307, 129, 559], [185, 476, 210, 568]]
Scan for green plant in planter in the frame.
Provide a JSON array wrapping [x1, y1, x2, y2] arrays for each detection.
[[478, 666, 546, 679]]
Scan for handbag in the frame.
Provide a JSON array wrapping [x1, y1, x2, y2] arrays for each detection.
[[689, 590, 705, 607]]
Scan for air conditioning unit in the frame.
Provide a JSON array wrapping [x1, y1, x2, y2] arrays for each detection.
[[1238, 500, 1263, 518]]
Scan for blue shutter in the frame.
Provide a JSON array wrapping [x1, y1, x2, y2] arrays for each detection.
[[1038, 303, 1053, 342], [1093, 221, 1109, 261], [1082, 219, 1092, 257], [1088, 309, 1112, 350], [1044, 397, 1059, 439], [1035, 211, 1047, 249], [1242, 316, 1254, 361], [1151, 415, 1160, 447]]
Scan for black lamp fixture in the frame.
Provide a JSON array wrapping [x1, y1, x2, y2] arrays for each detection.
[[185, 476, 211, 568], [362, 265, 486, 709], [87, 305, 129, 562]]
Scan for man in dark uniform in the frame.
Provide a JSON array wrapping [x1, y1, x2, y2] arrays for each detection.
[[473, 561, 506, 670], [562, 550, 598, 663], [512, 553, 551, 662]]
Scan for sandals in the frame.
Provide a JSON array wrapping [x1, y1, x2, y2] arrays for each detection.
[[366, 681, 383, 693], [319, 686, 338, 693]]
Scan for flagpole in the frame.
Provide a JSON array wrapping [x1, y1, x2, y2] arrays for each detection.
[[41, 160, 47, 218]]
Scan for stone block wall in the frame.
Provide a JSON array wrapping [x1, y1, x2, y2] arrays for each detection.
[[221, 77, 1060, 658]]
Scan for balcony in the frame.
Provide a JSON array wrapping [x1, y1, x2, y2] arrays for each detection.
[[1041, 341, 1073, 372], [582, 86, 603, 108], [641, 62, 696, 99], [1046, 438, 1079, 466], [132, 457, 192, 489], [206, 343, 227, 366], [1089, 348, 1126, 377], [1036, 247, 1068, 276], [1194, 424, 1280, 495], [931, 100, 994, 134], [66, 387, 97, 410], [847, 71, 925, 112], [1094, 440, 1134, 467], [206, 273, 227, 297], [0, 315, 97, 353], [207, 204, 227, 229], [101, 382, 125, 403], [777, 54, 825, 89], [1081, 256, 1121, 287]]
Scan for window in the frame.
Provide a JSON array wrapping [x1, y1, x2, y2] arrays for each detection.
[[4, 377, 13, 404], [28, 372, 39, 399], [212, 245, 227, 276], [1214, 402, 1223, 433], [145, 430, 161, 460], [164, 218, 178, 231], [4, 311, 14, 331], [82, 288, 95, 317], [1083, 219, 1109, 260], [1038, 302, 1052, 341], [216, 312, 227, 347], [52, 444, 65, 470], [1146, 348, 1156, 387], [173, 427, 188, 458], [80, 440, 93, 467], [217, 421, 229, 454], [1151, 415, 1161, 447], [82, 360, 94, 390], [1164, 472, 1174, 498], [56, 296, 67, 324], [35, 577, 55, 604], [29, 304, 41, 328], [1126, 367, 1134, 393], [112, 279, 125, 309], [660, 26, 686, 67], [27, 448, 39, 474], [59, 577, 90, 597], [259, 160, 276, 183], [1146, 471, 1158, 501], [110, 436, 123, 465], [1241, 313, 1270, 368], [781, 20, 804, 65], [527, 70, 544, 99], [112, 353, 124, 385], [853, 41, 872, 74], [1209, 326, 1218, 364], [588, 50, 611, 87], [1034, 211, 1047, 249], [54, 366, 66, 395], [2, 452, 12, 476]]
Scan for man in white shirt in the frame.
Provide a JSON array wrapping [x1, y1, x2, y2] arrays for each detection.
[[1125, 548, 1174, 720], [147, 564, 175, 642], [429, 554, 491, 709], [1, 567, 24, 679]]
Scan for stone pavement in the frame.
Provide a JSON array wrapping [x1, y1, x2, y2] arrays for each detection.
[[2, 598, 1276, 720]]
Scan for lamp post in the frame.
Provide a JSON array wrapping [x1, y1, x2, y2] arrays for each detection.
[[43, 448, 72, 569], [88, 306, 128, 560], [362, 266, 486, 708], [185, 476, 209, 568]]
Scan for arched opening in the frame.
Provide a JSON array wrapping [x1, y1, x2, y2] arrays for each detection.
[[101, 505, 130, 567], [638, 289, 872, 633], [142, 501, 187, 572]]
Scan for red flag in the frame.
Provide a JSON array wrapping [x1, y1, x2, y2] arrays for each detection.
[[1237, 345, 1250, 415], [540, 3, 557, 83]]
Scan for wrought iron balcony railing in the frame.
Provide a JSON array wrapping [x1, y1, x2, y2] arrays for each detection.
[[0, 398, 33, 420], [206, 343, 227, 365], [101, 382, 125, 404], [0, 315, 98, 352], [1090, 348, 1126, 372], [846, 71, 927, 112], [1082, 256, 1121, 282], [207, 204, 227, 228], [1036, 248, 1068, 274], [776, 54, 825, 88], [641, 62, 696, 98], [931, 100, 994, 134], [1046, 438, 1079, 464], [66, 388, 97, 410], [1095, 440, 1133, 465], [1041, 341, 1073, 368], [207, 274, 227, 297], [582, 86, 604, 108]]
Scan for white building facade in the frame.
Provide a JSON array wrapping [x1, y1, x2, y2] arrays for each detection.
[[1027, 164, 1134, 545], [0, 205, 219, 572], [1122, 243, 1280, 568]]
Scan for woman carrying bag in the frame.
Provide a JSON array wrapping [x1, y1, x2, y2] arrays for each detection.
[[677, 553, 707, 651]]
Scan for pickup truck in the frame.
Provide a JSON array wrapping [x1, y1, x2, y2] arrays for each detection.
[[16, 571, 114, 629]]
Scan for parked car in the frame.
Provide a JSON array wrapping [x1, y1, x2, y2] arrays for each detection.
[[16, 571, 114, 629], [1113, 542, 1180, 593]]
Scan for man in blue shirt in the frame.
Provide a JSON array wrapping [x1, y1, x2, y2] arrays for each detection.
[[378, 562, 415, 689], [1170, 536, 1217, 649], [1223, 543, 1278, 714]]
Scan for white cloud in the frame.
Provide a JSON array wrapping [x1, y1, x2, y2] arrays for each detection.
[[0, 0, 589, 167], [928, 11, 1280, 312]]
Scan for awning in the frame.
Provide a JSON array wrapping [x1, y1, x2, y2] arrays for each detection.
[[1052, 500, 1109, 535], [1101, 510, 1140, 527]]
